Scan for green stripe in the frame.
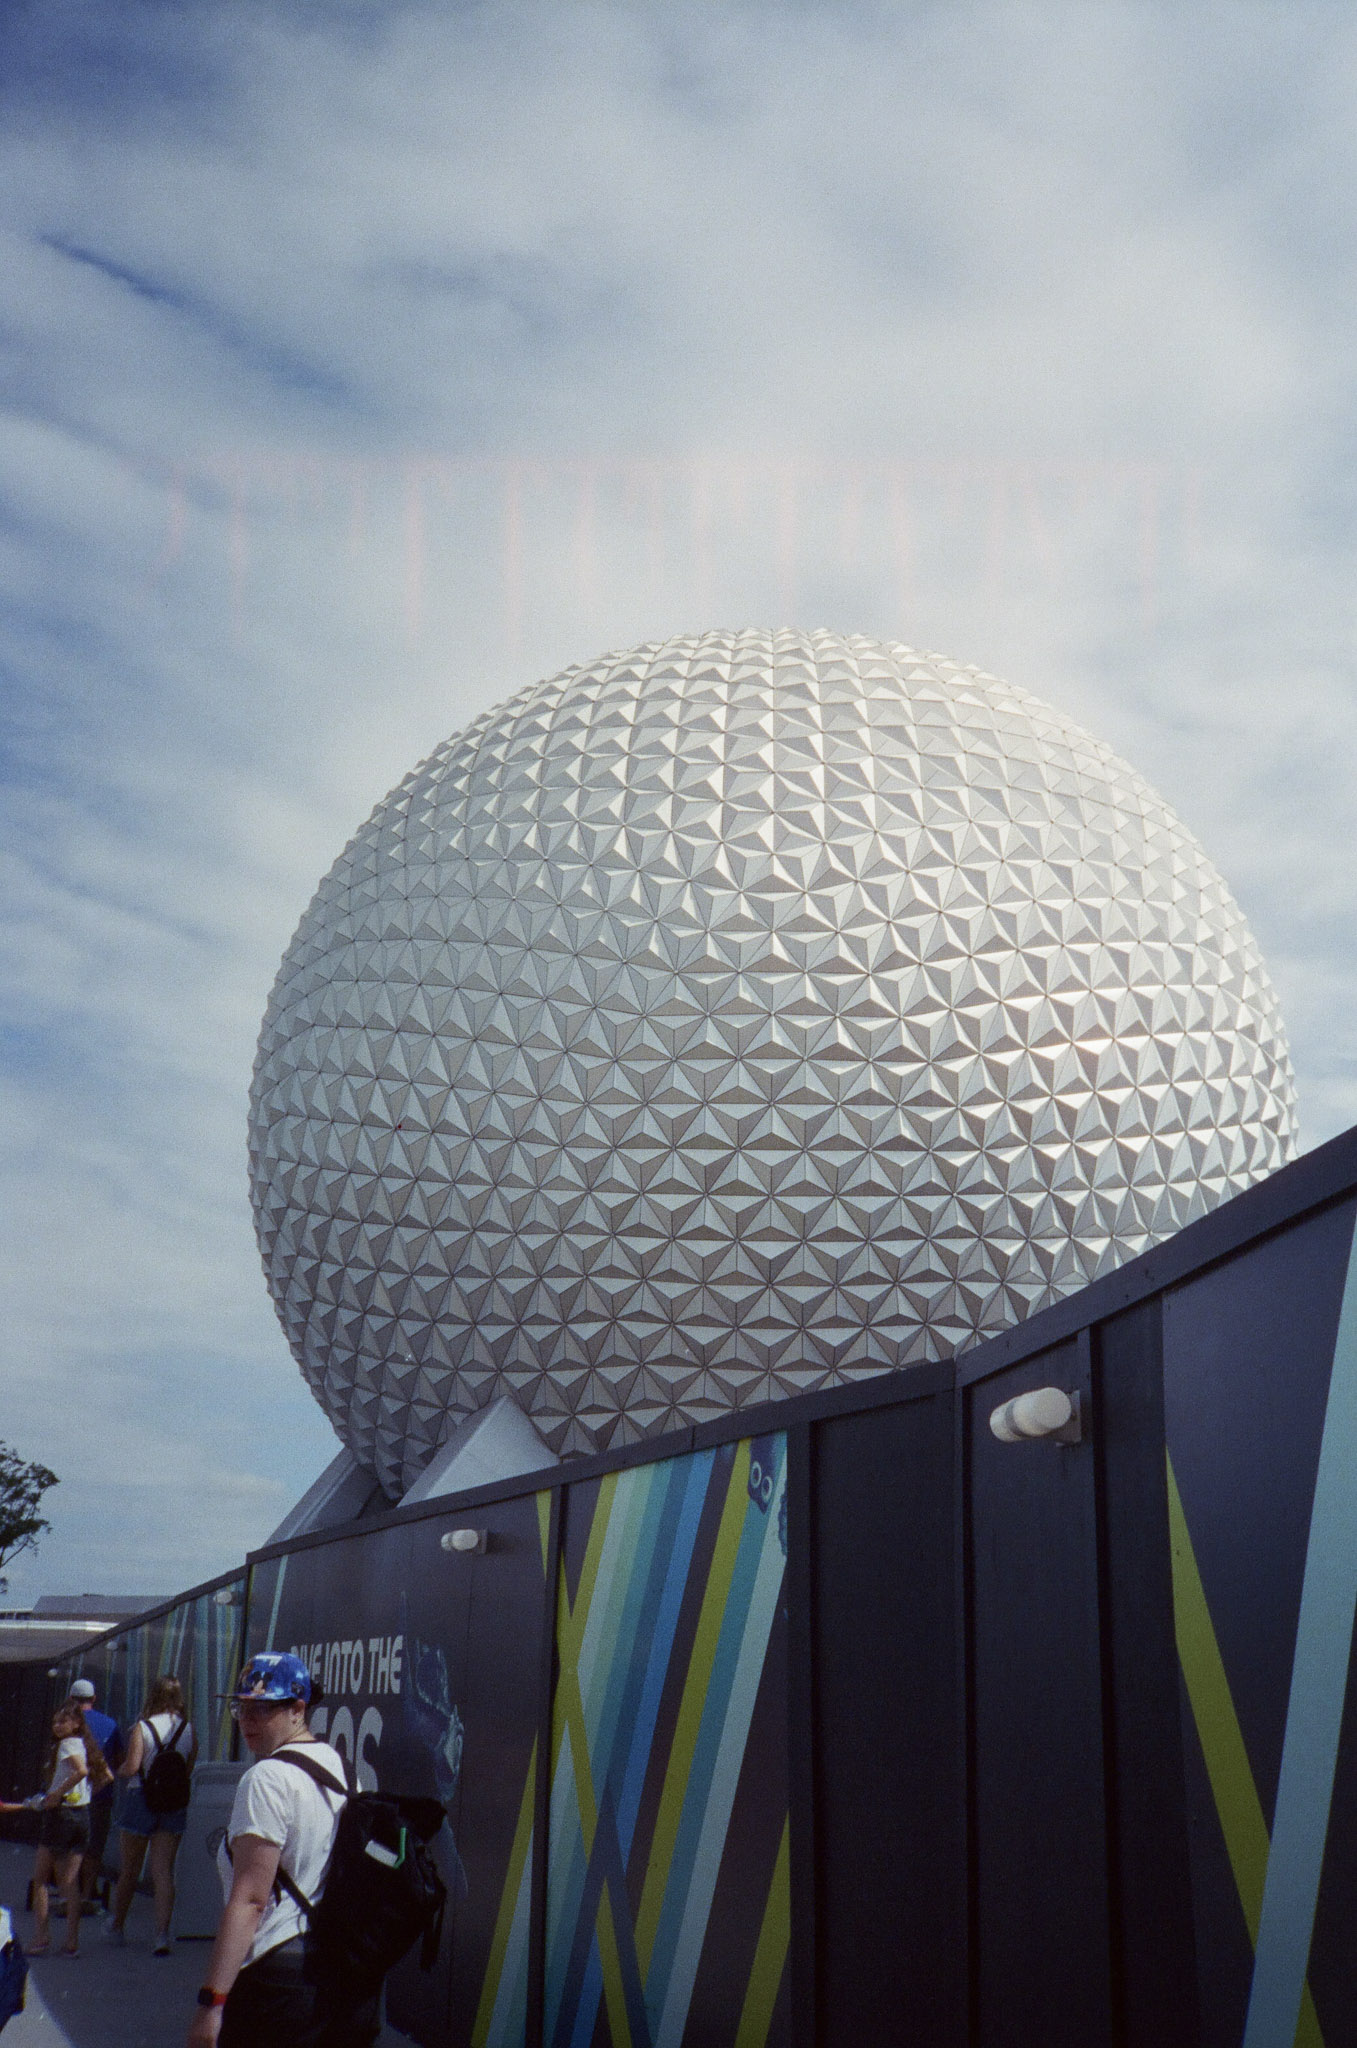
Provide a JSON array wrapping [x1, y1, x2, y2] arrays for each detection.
[[1167, 1454, 1325, 2048], [733, 1815, 790, 2048], [550, 1466, 654, 2040], [537, 1489, 552, 1576], [554, 1471, 620, 1814], [635, 1441, 751, 1974], [596, 1887, 637, 2048], [471, 1736, 537, 2048], [1167, 1454, 1271, 1933], [580, 1463, 655, 1739]]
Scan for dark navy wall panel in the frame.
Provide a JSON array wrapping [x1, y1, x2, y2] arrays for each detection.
[[1163, 1197, 1357, 2048], [1097, 1298, 1199, 2048], [810, 1392, 964, 2048], [1162, 1199, 1357, 1827], [965, 1337, 1112, 2048], [0, 1662, 53, 1805]]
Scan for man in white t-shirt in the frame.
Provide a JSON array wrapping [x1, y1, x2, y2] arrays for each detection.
[[186, 1652, 379, 2048]]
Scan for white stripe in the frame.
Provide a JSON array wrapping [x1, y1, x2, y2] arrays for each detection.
[[485, 1851, 534, 2048], [578, 1470, 650, 1725], [654, 1476, 786, 2048], [1243, 1219, 1357, 2048]]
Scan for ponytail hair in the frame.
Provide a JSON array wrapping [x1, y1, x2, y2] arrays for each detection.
[[143, 1674, 185, 1719]]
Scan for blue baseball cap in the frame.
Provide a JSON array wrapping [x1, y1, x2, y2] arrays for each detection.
[[231, 1652, 312, 1704]]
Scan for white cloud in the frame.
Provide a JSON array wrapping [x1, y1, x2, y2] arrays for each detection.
[[1, 0, 1354, 1593]]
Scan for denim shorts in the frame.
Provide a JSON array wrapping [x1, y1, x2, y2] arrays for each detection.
[[117, 1783, 187, 1837]]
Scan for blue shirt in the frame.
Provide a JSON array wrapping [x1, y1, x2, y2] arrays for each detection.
[[81, 1706, 122, 1791]]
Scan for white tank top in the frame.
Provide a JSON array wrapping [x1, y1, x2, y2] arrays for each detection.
[[138, 1713, 194, 1776]]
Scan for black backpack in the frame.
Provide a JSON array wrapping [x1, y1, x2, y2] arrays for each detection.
[[141, 1719, 191, 1815], [273, 1749, 447, 1995]]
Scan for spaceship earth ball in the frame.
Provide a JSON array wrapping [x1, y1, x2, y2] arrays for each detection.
[[248, 630, 1297, 1496]]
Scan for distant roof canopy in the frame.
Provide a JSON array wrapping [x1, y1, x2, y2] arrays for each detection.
[[0, 1593, 166, 1666]]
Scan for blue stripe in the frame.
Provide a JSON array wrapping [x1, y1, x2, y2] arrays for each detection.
[[547, 1460, 693, 2033], [1243, 1214, 1357, 2048], [553, 1454, 712, 2046], [556, 1458, 695, 2048], [567, 1950, 603, 2048], [615, 1456, 712, 1852], [644, 1450, 777, 1999], [589, 1465, 664, 1779]]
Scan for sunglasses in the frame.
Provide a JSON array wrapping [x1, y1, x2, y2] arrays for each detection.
[[228, 1697, 300, 1720]]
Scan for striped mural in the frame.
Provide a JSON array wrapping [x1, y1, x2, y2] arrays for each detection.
[[1167, 1459, 1326, 2048], [1164, 1200, 1357, 2048], [546, 1434, 790, 2048], [66, 1578, 245, 1763]]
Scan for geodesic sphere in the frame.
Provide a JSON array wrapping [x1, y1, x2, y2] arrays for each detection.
[[248, 630, 1297, 1496]]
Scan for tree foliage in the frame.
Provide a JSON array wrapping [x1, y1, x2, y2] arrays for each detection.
[[0, 1442, 58, 1586]]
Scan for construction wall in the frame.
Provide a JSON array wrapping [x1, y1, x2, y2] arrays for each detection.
[[8, 1124, 1356, 2048]]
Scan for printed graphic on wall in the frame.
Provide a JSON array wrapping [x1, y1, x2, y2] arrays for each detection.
[[1164, 1197, 1357, 2048], [547, 1434, 790, 2048], [244, 1490, 549, 2048], [65, 1579, 246, 1764]]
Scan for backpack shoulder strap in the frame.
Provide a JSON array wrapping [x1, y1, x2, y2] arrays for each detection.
[[273, 1861, 314, 1917], [138, 1721, 160, 1781], [223, 1827, 315, 1918], [272, 1747, 348, 1799], [166, 1717, 186, 1754], [265, 1748, 347, 1917]]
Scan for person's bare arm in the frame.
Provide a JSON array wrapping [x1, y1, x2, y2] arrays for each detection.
[[118, 1724, 144, 1780], [185, 1832, 281, 2047]]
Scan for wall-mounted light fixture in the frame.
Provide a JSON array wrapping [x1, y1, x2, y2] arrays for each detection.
[[989, 1387, 1082, 1445], [440, 1528, 487, 1555], [213, 1588, 243, 1608]]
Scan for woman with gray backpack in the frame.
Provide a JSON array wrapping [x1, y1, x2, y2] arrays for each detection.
[[108, 1674, 198, 1954]]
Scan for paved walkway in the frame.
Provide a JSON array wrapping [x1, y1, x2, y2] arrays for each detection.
[[0, 1842, 409, 2046]]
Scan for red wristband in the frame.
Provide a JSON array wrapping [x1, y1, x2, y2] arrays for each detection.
[[196, 1986, 228, 2009]]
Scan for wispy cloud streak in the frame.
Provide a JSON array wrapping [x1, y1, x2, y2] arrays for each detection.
[[1, 0, 1353, 1595]]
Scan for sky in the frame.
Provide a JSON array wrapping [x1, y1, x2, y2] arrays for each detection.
[[2, 0, 1355, 1601]]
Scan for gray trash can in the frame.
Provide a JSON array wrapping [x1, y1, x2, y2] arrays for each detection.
[[175, 1762, 248, 1938]]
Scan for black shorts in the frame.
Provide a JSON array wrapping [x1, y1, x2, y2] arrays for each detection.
[[219, 1938, 380, 2048], [38, 1807, 89, 1856]]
